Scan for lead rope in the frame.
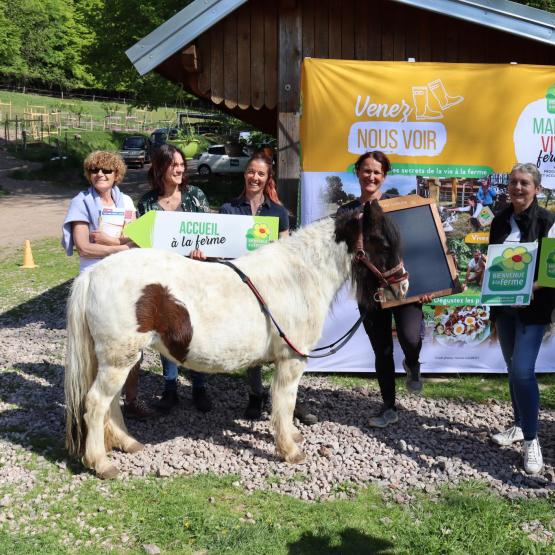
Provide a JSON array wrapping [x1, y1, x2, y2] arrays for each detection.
[[210, 259, 366, 358]]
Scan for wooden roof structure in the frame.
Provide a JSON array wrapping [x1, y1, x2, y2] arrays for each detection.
[[128, 0, 555, 214]]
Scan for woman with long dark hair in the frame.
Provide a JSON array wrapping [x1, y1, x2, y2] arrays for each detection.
[[137, 144, 213, 413]]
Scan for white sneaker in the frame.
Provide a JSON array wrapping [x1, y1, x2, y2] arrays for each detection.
[[491, 425, 524, 446], [523, 438, 543, 475], [368, 408, 398, 428]]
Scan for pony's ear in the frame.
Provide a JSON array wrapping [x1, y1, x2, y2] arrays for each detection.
[[334, 210, 360, 253]]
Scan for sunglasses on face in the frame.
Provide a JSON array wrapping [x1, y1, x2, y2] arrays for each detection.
[[90, 168, 114, 175]]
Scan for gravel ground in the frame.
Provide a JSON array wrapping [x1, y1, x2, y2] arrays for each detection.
[[0, 305, 554, 507]]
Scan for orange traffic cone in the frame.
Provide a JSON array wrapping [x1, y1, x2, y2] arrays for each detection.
[[21, 239, 37, 269]]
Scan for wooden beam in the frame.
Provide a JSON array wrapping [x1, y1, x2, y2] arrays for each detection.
[[278, 0, 301, 224], [210, 22, 224, 105], [181, 44, 199, 73], [237, 3, 251, 109], [264, 1, 278, 110], [251, 0, 265, 109], [224, 13, 238, 109], [197, 33, 211, 95]]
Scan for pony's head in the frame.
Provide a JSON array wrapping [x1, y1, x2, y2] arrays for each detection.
[[335, 200, 408, 309]]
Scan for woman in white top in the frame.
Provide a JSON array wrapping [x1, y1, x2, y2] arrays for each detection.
[[62, 151, 154, 419]]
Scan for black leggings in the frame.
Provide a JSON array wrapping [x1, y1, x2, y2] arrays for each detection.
[[359, 302, 423, 409]]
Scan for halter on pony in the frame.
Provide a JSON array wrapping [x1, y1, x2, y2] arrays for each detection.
[[355, 215, 410, 305]]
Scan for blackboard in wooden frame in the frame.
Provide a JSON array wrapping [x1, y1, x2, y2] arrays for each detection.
[[378, 195, 462, 308]]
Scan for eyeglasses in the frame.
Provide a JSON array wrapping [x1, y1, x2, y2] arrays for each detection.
[[90, 168, 114, 175]]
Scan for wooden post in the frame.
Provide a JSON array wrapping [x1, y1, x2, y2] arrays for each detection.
[[278, 0, 302, 227], [451, 178, 458, 206], [428, 178, 440, 203]]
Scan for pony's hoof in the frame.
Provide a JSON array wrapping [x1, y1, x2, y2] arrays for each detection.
[[97, 465, 119, 480], [126, 441, 144, 454], [285, 450, 306, 464]]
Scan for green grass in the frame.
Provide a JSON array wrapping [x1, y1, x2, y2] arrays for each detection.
[[0, 238, 78, 317], [328, 373, 555, 410], [0, 473, 553, 554], [0, 90, 177, 123]]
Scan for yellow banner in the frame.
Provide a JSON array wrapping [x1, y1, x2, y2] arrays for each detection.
[[300, 59, 555, 184]]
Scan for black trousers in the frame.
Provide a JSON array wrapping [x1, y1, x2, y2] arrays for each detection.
[[359, 302, 423, 409]]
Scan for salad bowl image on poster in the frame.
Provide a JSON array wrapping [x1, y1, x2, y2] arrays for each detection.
[[433, 305, 491, 346]]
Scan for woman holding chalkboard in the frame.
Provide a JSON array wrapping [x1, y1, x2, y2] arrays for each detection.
[[337, 151, 426, 428], [137, 144, 213, 414], [489, 163, 555, 475]]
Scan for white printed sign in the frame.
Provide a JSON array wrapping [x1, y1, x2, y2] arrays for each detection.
[[124, 211, 279, 258]]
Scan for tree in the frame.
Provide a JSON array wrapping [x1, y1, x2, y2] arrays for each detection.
[[325, 176, 350, 205], [512, 0, 555, 10], [0, 4, 24, 77], [0, 0, 93, 89], [81, 0, 197, 107]]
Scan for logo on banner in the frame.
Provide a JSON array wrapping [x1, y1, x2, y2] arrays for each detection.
[[488, 246, 533, 291], [349, 78, 464, 156], [246, 222, 271, 251]]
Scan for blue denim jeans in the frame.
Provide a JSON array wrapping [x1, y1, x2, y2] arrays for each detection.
[[495, 310, 545, 441], [160, 355, 206, 390]]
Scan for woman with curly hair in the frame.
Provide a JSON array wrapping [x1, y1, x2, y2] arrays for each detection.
[[62, 150, 155, 419]]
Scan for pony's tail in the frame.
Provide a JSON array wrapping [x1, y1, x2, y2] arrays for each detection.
[[65, 270, 97, 459]]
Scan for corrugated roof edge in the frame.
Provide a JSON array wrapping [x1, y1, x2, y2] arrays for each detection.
[[127, 0, 555, 76], [126, 0, 248, 76], [395, 0, 555, 43]]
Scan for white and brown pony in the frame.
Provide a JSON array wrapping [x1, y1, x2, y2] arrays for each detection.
[[65, 200, 404, 478]]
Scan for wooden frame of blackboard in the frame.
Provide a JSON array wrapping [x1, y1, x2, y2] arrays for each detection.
[[378, 195, 462, 308]]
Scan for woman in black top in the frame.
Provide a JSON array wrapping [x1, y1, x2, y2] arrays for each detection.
[[337, 151, 427, 428], [489, 163, 555, 475], [219, 152, 317, 425]]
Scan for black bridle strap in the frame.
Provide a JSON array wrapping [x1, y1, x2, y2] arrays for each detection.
[[210, 259, 365, 358]]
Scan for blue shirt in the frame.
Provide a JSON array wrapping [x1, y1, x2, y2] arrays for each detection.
[[219, 195, 290, 233], [477, 187, 495, 206]]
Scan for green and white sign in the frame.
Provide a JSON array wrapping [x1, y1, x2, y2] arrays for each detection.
[[124, 212, 279, 258], [538, 237, 555, 288], [480, 242, 538, 305]]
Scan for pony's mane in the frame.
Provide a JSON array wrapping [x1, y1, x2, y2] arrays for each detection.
[[238, 216, 336, 265]]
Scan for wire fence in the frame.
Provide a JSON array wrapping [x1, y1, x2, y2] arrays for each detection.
[[0, 112, 178, 151]]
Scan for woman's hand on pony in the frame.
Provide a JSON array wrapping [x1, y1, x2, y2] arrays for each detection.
[[189, 249, 207, 261]]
